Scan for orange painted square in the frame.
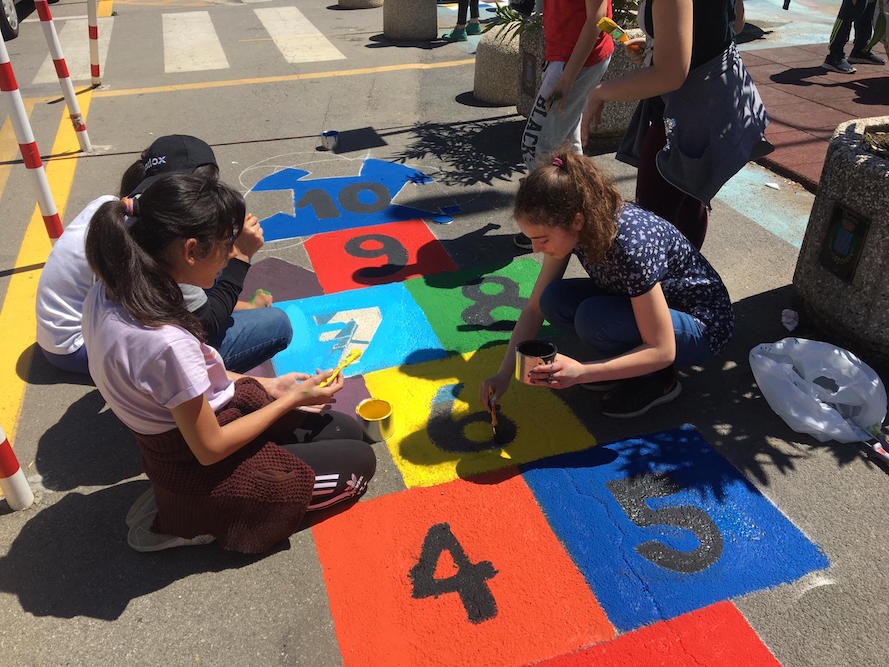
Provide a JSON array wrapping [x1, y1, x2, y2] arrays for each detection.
[[313, 471, 614, 666], [304, 219, 456, 293], [538, 601, 780, 666]]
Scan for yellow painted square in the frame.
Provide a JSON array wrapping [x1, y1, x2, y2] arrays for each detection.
[[363, 345, 595, 488]]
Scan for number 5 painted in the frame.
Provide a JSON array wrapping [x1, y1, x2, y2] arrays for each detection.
[[606, 473, 723, 573]]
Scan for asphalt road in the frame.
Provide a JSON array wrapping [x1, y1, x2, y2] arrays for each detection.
[[1, 2, 888, 665]]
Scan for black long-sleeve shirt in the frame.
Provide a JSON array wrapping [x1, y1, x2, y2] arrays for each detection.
[[191, 258, 249, 346]]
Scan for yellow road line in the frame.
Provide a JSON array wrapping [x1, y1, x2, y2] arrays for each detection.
[[91, 59, 475, 98], [98, 0, 114, 17], [0, 95, 93, 445]]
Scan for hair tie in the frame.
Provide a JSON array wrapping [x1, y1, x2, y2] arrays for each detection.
[[121, 196, 140, 217], [552, 156, 565, 169]]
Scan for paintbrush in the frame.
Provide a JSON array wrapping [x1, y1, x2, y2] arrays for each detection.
[[488, 386, 499, 440], [319, 349, 363, 387]]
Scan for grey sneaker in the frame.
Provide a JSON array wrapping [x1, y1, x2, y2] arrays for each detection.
[[848, 50, 886, 65], [822, 55, 857, 73]]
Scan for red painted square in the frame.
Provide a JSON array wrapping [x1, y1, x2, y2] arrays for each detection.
[[305, 219, 456, 293], [312, 471, 614, 666], [539, 601, 780, 666]]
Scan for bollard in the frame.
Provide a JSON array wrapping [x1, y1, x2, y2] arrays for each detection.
[[34, 0, 92, 152], [87, 0, 101, 85], [0, 424, 34, 512], [0, 35, 64, 240]]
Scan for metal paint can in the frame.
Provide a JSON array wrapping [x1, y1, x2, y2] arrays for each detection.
[[515, 340, 558, 385], [320, 130, 339, 151], [355, 398, 393, 442]]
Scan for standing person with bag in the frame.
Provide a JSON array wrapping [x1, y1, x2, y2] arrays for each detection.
[[581, 0, 771, 250], [513, 0, 614, 250], [83, 173, 376, 553]]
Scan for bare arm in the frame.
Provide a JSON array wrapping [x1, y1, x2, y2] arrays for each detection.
[[479, 253, 570, 406], [171, 371, 342, 466], [528, 283, 677, 389], [592, 0, 693, 102]]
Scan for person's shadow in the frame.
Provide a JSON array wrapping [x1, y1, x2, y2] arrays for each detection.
[[0, 480, 274, 620]]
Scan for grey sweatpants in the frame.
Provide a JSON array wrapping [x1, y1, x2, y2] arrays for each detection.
[[521, 56, 611, 171]]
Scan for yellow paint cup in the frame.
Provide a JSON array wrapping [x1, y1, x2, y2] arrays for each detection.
[[355, 398, 394, 442]]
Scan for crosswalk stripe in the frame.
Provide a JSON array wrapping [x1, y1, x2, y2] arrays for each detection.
[[32, 18, 113, 84], [253, 6, 345, 64], [163, 11, 229, 73]]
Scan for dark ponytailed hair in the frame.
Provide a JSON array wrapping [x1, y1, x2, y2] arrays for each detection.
[[87, 172, 245, 340], [514, 150, 622, 262]]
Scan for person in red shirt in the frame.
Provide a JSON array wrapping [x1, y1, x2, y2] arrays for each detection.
[[515, 0, 614, 250]]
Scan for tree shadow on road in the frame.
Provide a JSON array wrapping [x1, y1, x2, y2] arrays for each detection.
[[388, 118, 526, 186]]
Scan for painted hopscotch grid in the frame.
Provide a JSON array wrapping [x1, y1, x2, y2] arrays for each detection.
[[248, 157, 828, 664]]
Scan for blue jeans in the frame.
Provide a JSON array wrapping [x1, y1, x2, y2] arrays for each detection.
[[212, 307, 293, 373], [41, 344, 90, 375], [539, 279, 712, 368]]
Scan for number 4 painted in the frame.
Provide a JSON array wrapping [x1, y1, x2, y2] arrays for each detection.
[[409, 523, 498, 624]]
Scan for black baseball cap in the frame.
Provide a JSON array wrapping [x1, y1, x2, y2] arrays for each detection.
[[129, 135, 218, 195]]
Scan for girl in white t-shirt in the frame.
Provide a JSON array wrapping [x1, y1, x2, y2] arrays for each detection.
[[83, 172, 376, 553]]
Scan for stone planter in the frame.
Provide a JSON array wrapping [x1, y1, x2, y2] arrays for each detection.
[[792, 116, 889, 366], [516, 26, 544, 118], [383, 0, 435, 41], [516, 27, 644, 139], [588, 28, 645, 138], [474, 30, 521, 106]]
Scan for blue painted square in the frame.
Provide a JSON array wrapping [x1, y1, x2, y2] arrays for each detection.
[[252, 159, 453, 242], [520, 426, 829, 631], [273, 282, 447, 376]]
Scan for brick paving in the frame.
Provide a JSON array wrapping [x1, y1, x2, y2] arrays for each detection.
[[745, 42, 889, 191]]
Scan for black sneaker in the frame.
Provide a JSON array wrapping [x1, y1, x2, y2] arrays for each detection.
[[849, 50, 886, 65], [600, 366, 681, 418], [513, 232, 533, 250], [822, 55, 856, 74]]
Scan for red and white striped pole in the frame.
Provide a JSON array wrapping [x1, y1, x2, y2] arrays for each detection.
[[34, 0, 92, 152], [0, 424, 34, 512], [0, 35, 64, 240], [87, 0, 100, 85]]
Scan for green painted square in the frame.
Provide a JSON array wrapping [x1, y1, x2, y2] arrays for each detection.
[[404, 258, 552, 353]]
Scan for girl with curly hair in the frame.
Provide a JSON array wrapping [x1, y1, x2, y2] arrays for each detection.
[[480, 151, 734, 418]]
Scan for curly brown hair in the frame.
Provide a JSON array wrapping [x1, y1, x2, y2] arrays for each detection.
[[514, 150, 621, 263]]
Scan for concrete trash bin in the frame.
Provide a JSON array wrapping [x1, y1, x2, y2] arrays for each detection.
[[792, 116, 889, 365], [383, 0, 436, 41]]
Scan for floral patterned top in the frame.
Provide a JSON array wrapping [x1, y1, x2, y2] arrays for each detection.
[[573, 203, 734, 354]]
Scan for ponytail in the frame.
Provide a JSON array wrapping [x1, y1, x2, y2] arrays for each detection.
[[86, 172, 245, 339], [514, 150, 621, 262]]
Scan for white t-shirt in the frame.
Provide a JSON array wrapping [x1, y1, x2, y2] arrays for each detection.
[[36, 195, 116, 354], [82, 283, 235, 435], [36, 195, 209, 355]]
